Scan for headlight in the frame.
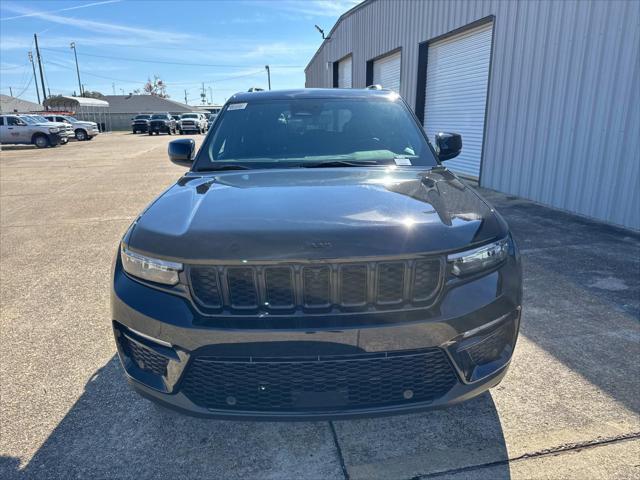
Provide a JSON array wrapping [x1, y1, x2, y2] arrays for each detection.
[[448, 238, 509, 276], [120, 245, 182, 285], [48, 127, 59, 133]]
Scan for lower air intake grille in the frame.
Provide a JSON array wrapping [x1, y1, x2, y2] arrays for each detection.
[[181, 349, 457, 412], [122, 336, 168, 376]]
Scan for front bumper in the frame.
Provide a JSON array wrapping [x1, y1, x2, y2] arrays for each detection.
[[48, 133, 62, 146], [149, 123, 171, 133], [179, 124, 201, 131], [111, 251, 522, 419]]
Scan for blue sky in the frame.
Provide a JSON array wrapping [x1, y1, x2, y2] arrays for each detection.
[[0, 0, 359, 105]]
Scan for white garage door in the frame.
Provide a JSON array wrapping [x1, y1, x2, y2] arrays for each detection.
[[338, 56, 352, 88], [424, 22, 493, 178], [373, 50, 401, 92]]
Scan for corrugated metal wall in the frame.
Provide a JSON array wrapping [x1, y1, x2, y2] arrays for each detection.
[[305, 0, 640, 230]]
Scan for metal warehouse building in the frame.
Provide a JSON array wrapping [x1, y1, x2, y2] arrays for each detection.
[[305, 0, 639, 230]]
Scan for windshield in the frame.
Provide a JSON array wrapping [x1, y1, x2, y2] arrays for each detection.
[[20, 116, 37, 124], [181, 114, 198, 119], [151, 114, 167, 119], [31, 115, 48, 122], [64, 116, 78, 122], [194, 98, 437, 170], [135, 115, 150, 119]]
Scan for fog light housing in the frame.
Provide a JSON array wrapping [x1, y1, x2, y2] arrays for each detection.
[[448, 312, 518, 382]]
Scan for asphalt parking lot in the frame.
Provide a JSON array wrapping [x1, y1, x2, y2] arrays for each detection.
[[1, 132, 639, 479]]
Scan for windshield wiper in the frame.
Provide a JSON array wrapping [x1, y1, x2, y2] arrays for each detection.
[[198, 164, 252, 172], [301, 160, 384, 168]]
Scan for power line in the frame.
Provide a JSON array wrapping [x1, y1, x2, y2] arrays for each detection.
[[39, 48, 303, 69]]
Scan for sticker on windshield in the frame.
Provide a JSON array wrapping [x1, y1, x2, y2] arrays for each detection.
[[394, 156, 412, 166], [228, 103, 247, 110]]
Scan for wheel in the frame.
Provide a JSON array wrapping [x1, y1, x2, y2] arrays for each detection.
[[87, 136, 94, 140], [60, 137, 68, 144], [168, 128, 173, 135], [133, 129, 137, 134], [178, 130, 183, 135], [148, 131, 153, 136], [33, 134, 50, 148], [75, 129, 87, 141]]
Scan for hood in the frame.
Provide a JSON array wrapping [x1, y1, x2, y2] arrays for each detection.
[[128, 167, 507, 262]]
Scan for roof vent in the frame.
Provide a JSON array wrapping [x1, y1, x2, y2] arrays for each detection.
[[366, 84, 383, 90]]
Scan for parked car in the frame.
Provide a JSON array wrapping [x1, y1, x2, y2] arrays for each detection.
[[0, 114, 63, 148], [207, 113, 218, 124], [171, 115, 181, 122], [111, 88, 522, 419], [177, 113, 208, 134], [131, 114, 152, 134], [148, 113, 177, 135], [20, 114, 72, 144], [43, 114, 99, 141]]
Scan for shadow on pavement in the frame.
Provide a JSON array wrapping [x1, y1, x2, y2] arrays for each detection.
[[7, 357, 509, 479]]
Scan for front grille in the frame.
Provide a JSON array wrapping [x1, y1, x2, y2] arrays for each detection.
[[150, 121, 166, 128], [189, 258, 442, 314], [181, 348, 457, 412], [121, 335, 168, 376], [182, 121, 195, 125]]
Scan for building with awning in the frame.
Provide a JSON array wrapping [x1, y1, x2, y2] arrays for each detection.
[[43, 96, 111, 132]]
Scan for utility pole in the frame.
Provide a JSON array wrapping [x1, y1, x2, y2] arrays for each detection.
[[265, 65, 271, 90], [208, 86, 213, 105], [34, 33, 47, 101], [9, 87, 13, 97], [28, 51, 41, 104], [184, 89, 188, 105], [112, 82, 116, 95], [200, 82, 206, 105], [70, 42, 83, 96]]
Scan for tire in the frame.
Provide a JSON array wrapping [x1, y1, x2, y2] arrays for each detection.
[[87, 136, 94, 141], [33, 134, 49, 148], [133, 129, 137, 134], [75, 129, 87, 141], [178, 130, 183, 135]]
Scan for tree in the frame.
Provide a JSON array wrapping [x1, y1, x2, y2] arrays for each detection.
[[143, 75, 169, 98], [82, 90, 104, 99]]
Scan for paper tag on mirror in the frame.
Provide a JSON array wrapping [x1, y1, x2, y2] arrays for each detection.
[[228, 103, 247, 110]]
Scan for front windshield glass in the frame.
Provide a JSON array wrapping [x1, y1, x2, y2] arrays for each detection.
[[21, 116, 37, 124], [64, 116, 78, 122], [195, 97, 437, 170], [181, 114, 198, 119], [31, 115, 48, 122], [151, 114, 167, 119], [135, 115, 150, 119]]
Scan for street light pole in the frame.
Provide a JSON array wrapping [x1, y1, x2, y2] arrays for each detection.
[[265, 65, 271, 90], [70, 42, 83, 96]]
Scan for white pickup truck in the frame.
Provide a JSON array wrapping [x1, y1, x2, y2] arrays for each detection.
[[0, 114, 64, 148], [44, 114, 99, 141]]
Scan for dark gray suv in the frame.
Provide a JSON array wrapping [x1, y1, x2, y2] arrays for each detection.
[[111, 88, 522, 419]]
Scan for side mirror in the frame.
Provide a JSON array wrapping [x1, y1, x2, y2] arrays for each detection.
[[168, 138, 195, 167], [435, 132, 462, 161]]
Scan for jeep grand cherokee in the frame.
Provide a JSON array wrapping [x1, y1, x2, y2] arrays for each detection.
[[111, 88, 522, 419]]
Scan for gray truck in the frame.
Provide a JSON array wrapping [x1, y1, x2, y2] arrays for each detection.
[[0, 114, 63, 148]]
